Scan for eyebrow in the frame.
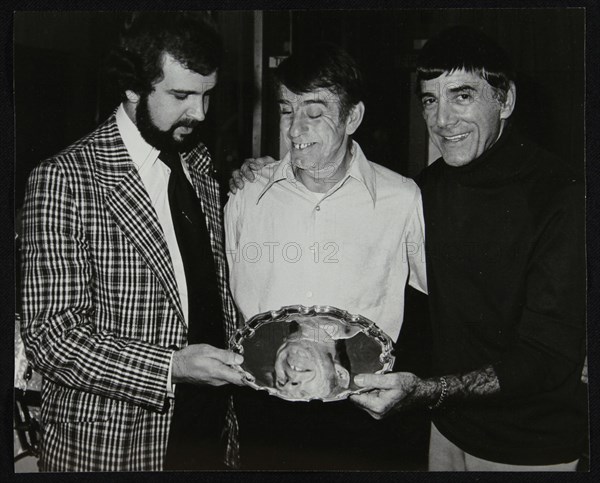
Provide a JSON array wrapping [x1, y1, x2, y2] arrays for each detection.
[[168, 88, 212, 95], [447, 84, 479, 94], [277, 99, 328, 107]]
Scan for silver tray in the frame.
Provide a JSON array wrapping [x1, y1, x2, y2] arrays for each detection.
[[229, 305, 395, 402]]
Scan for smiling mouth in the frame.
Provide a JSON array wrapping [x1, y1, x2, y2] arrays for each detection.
[[292, 142, 316, 150], [288, 364, 311, 372], [441, 133, 470, 143], [286, 355, 313, 373]]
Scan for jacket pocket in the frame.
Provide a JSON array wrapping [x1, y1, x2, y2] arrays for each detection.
[[41, 383, 115, 424]]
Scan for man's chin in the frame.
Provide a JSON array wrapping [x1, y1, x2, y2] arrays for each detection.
[[138, 123, 201, 154], [442, 155, 474, 168], [149, 133, 200, 154], [173, 130, 203, 153]]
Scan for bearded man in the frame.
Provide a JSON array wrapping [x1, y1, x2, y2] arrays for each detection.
[[20, 12, 246, 471]]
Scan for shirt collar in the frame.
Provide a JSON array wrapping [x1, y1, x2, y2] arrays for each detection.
[[115, 103, 160, 171], [346, 141, 377, 206], [256, 140, 377, 206]]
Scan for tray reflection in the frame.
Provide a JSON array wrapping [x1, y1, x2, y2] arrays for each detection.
[[230, 305, 395, 402]]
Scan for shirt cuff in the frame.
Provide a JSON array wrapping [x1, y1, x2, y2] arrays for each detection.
[[167, 350, 176, 398]]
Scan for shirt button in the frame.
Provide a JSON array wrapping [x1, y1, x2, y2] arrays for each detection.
[[315, 205, 321, 211], [306, 291, 313, 298]]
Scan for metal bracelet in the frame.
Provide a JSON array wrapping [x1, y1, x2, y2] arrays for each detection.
[[429, 376, 448, 410]]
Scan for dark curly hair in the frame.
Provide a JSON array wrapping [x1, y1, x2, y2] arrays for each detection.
[[108, 11, 223, 100], [416, 26, 515, 102], [275, 42, 365, 122]]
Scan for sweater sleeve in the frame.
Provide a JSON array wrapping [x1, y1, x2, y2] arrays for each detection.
[[493, 179, 586, 397]]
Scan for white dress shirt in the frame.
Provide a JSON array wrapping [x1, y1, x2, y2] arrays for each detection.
[[115, 104, 190, 393], [225, 141, 427, 342]]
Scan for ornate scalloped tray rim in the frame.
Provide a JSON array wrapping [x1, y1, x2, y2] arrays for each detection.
[[229, 304, 395, 402]]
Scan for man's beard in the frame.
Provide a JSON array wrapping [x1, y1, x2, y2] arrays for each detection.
[[135, 94, 202, 153]]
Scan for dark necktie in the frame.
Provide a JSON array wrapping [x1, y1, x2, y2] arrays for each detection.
[[159, 150, 224, 346], [160, 150, 229, 470]]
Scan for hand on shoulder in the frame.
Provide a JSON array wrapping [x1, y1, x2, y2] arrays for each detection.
[[229, 156, 277, 194]]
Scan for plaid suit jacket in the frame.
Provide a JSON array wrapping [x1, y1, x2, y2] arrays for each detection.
[[20, 114, 238, 471]]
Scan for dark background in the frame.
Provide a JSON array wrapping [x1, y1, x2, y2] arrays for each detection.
[[14, 9, 584, 208]]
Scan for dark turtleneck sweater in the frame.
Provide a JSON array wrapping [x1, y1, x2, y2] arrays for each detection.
[[418, 127, 587, 465]]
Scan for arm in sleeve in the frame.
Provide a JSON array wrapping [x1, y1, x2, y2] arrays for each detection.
[[406, 187, 428, 295], [223, 191, 243, 278], [493, 181, 587, 397], [20, 160, 173, 412]]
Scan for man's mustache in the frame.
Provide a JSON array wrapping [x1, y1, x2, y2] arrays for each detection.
[[175, 119, 200, 129]]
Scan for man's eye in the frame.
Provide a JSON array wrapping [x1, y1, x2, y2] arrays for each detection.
[[280, 110, 292, 116], [421, 97, 436, 107], [174, 93, 189, 100], [455, 93, 474, 103], [306, 107, 323, 119]]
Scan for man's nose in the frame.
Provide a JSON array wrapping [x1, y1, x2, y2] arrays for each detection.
[[187, 97, 206, 122], [289, 113, 308, 138], [435, 99, 457, 128]]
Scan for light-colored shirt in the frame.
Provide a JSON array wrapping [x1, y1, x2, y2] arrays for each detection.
[[115, 104, 189, 395], [224, 141, 427, 342]]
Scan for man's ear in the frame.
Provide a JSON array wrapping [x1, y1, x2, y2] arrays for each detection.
[[334, 364, 351, 389], [500, 81, 516, 121], [125, 89, 141, 104], [345, 101, 365, 136]]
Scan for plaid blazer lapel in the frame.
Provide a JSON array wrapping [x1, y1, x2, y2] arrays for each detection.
[[98, 119, 186, 326]]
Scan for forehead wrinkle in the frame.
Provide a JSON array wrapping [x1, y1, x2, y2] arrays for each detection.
[[277, 98, 329, 108], [419, 79, 440, 94], [419, 78, 485, 99], [279, 86, 338, 104], [301, 99, 327, 107], [161, 72, 217, 94]]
